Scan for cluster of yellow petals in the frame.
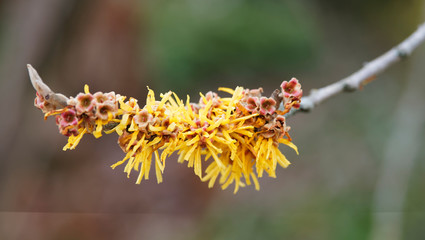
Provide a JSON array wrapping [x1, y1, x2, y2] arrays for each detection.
[[50, 85, 298, 193], [108, 87, 296, 193]]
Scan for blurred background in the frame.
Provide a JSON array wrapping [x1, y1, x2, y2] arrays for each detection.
[[0, 0, 424, 239]]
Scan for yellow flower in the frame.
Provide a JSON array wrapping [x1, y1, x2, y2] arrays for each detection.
[[36, 79, 302, 193]]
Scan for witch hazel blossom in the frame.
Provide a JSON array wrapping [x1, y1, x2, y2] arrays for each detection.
[[133, 109, 154, 132], [259, 97, 276, 115], [55, 109, 79, 136], [245, 97, 260, 112], [31, 65, 302, 193], [280, 78, 302, 109], [75, 93, 95, 115]]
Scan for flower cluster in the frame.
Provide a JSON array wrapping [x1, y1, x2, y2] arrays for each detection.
[[36, 85, 121, 149], [34, 78, 302, 193]]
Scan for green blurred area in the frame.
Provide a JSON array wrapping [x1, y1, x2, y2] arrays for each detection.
[[145, 0, 316, 94], [0, 0, 424, 239]]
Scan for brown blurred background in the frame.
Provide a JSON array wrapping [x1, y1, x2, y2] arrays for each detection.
[[1, 0, 425, 239]]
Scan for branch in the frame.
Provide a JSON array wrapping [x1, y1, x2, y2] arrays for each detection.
[[287, 22, 425, 117]]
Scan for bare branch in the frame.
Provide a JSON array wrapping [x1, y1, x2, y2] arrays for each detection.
[[287, 22, 425, 117]]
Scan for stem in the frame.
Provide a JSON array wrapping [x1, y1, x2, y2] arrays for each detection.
[[286, 22, 425, 117]]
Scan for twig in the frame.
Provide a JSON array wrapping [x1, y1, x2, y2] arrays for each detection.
[[286, 22, 425, 117]]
